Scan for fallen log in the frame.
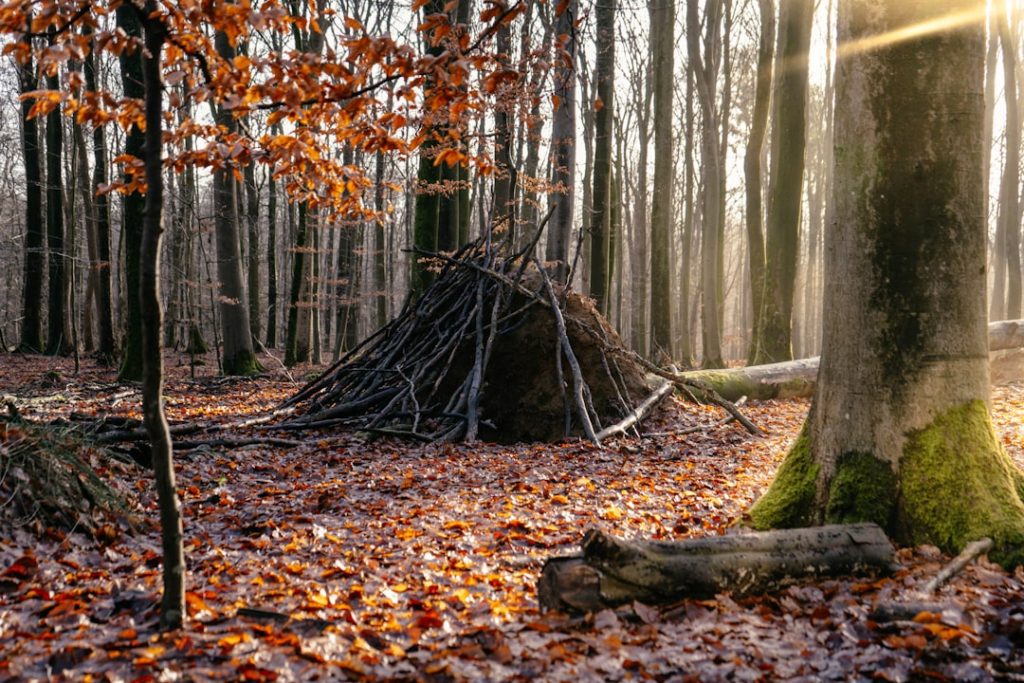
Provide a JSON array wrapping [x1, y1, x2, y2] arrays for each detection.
[[537, 523, 896, 613], [682, 319, 1024, 402]]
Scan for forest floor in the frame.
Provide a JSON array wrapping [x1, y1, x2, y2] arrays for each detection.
[[1, 352, 1024, 681]]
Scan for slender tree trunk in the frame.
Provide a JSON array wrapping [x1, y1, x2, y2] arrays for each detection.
[[986, 7, 1004, 321], [136, 6, 185, 629], [373, 150, 388, 327], [999, 9, 1021, 319], [688, 0, 725, 368], [589, 0, 615, 314], [677, 65, 695, 366], [757, 0, 814, 364], [45, 55, 68, 356], [492, 13, 515, 236], [245, 160, 261, 340], [266, 163, 278, 348], [649, 0, 674, 362], [18, 29, 44, 354], [285, 202, 311, 366], [117, 6, 146, 379], [745, 0, 775, 363], [545, 0, 577, 284]]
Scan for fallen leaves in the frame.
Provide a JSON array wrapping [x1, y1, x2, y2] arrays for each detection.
[[1, 354, 1023, 680]]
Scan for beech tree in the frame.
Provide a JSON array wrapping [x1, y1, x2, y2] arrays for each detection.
[[749, 0, 1024, 563], [544, 0, 576, 284], [755, 0, 813, 364], [588, 0, 615, 313], [648, 0, 674, 362]]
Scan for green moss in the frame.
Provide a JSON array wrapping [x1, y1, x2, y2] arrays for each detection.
[[748, 425, 819, 529], [682, 369, 779, 402], [900, 400, 1024, 567], [825, 451, 896, 526], [223, 350, 263, 377]]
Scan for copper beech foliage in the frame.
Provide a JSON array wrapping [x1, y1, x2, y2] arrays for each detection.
[[1, 0, 528, 219]]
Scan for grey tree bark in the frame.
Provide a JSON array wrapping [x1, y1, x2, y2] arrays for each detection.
[[744, 0, 774, 364], [213, 29, 259, 376], [589, 0, 615, 314], [750, 0, 1024, 566], [756, 0, 814, 364], [648, 0, 674, 363], [545, 0, 577, 284], [687, 0, 725, 368]]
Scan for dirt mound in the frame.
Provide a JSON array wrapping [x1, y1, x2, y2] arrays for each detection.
[[478, 289, 653, 442]]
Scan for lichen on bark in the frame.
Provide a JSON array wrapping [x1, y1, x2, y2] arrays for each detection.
[[898, 400, 1024, 566]]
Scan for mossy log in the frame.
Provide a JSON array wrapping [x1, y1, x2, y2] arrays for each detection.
[[537, 523, 895, 613], [682, 319, 1024, 402]]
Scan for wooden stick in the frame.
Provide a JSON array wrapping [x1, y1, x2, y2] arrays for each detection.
[[538, 265, 599, 445], [922, 538, 992, 594], [595, 380, 673, 441]]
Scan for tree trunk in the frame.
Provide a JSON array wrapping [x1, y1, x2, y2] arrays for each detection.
[[245, 159, 261, 340], [649, 0, 674, 363], [688, 0, 724, 368], [285, 202, 312, 366], [117, 5, 146, 380], [44, 56, 68, 356], [545, 0, 577, 284], [986, 9, 1003, 322], [589, 0, 615, 314], [744, 0, 775, 364], [998, 10, 1021, 319], [18, 28, 44, 354], [677, 65, 695, 366], [213, 30, 259, 376], [749, 0, 1024, 567], [266, 163, 278, 350], [539, 524, 894, 612], [136, 6, 185, 629], [756, 0, 813, 364]]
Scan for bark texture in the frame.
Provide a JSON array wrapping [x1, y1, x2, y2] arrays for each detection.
[[538, 524, 894, 612], [648, 0, 674, 362], [749, 0, 1024, 566], [137, 7, 185, 629]]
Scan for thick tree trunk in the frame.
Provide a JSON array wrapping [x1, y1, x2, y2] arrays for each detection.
[[538, 524, 894, 612], [756, 0, 813, 364], [649, 0, 674, 363], [136, 7, 185, 630], [545, 0, 577, 284], [18, 31, 44, 354], [213, 30, 259, 376], [589, 0, 615, 314], [749, 0, 1024, 567]]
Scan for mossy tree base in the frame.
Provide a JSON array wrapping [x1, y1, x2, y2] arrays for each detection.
[[749, 401, 1024, 567], [222, 350, 263, 377]]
